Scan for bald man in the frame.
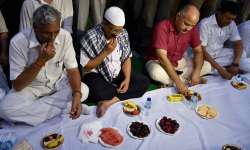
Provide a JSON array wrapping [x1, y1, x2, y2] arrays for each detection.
[[145, 5, 211, 95]]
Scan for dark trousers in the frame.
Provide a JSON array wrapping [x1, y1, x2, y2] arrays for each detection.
[[83, 72, 149, 102]]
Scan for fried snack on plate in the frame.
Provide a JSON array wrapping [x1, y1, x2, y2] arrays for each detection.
[[196, 104, 218, 119], [231, 81, 247, 90]]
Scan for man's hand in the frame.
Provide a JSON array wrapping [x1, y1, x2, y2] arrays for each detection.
[[38, 42, 56, 62], [104, 38, 117, 54], [117, 79, 129, 93], [226, 65, 240, 76], [191, 70, 200, 85], [176, 81, 189, 96], [70, 94, 82, 119], [11, 42, 56, 91], [83, 38, 118, 71], [218, 67, 233, 80]]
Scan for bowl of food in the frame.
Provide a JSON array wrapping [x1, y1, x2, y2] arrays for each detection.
[[123, 101, 141, 116], [196, 104, 218, 119], [99, 128, 123, 148], [222, 144, 241, 150], [156, 116, 180, 135], [231, 81, 247, 90], [185, 90, 202, 101], [127, 121, 150, 139], [41, 133, 64, 150]]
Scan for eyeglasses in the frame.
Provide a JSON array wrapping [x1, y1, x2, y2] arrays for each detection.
[[104, 24, 123, 36], [110, 28, 123, 36]]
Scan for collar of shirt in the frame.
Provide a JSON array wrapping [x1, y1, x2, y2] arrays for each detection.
[[210, 14, 220, 28], [28, 29, 60, 49], [169, 19, 177, 33], [169, 19, 186, 37], [210, 14, 233, 29], [38, 0, 50, 4]]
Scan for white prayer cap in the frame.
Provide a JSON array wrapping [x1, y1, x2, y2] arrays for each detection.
[[104, 7, 125, 26]]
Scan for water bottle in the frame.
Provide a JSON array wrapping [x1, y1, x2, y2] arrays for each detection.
[[144, 97, 152, 116], [191, 93, 198, 110]]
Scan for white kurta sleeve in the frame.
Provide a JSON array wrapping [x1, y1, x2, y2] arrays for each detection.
[[19, 0, 33, 32], [238, 21, 250, 57], [198, 21, 208, 47], [80, 51, 90, 67], [229, 21, 241, 42], [61, 0, 73, 33], [63, 32, 78, 69], [9, 36, 28, 80]]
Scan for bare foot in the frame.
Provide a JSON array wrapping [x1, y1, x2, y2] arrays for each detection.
[[96, 97, 119, 117]]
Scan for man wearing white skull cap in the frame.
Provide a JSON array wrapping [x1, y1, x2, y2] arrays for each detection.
[[80, 6, 149, 117], [104, 6, 125, 26]]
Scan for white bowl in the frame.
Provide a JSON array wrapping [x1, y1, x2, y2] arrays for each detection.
[[155, 117, 180, 135], [127, 121, 151, 140], [195, 104, 218, 119], [98, 128, 124, 148]]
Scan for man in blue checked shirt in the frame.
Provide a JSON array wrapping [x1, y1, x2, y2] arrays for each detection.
[[80, 6, 149, 117]]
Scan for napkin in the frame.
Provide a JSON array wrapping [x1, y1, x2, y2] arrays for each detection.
[[78, 121, 102, 143]]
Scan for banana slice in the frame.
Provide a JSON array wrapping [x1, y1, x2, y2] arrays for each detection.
[[123, 101, 137, 113], [42, 133, 64, 150]]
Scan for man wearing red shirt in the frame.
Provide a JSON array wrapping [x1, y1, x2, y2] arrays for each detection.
[[145, 5, 211, 95]]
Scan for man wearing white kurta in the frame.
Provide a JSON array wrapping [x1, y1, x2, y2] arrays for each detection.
[[73, 0, 106, 32], [20, 0, 73, 33], [0, 11, 9, 99], [238, 20, 250, 58], [199, 1, 250, 79], [0, 5, 88, 126]]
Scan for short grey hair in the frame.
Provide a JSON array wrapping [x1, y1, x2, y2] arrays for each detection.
[[33, 5, 61, 26]]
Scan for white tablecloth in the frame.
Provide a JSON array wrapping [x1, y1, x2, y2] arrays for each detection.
[[1, 74, 250, 150]]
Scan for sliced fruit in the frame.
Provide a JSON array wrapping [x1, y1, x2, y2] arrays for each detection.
[[123, 101, 137, 112]]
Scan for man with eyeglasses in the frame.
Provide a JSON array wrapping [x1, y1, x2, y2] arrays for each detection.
[[145, 4, 211, 96], [80, 6, 149, 117]]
